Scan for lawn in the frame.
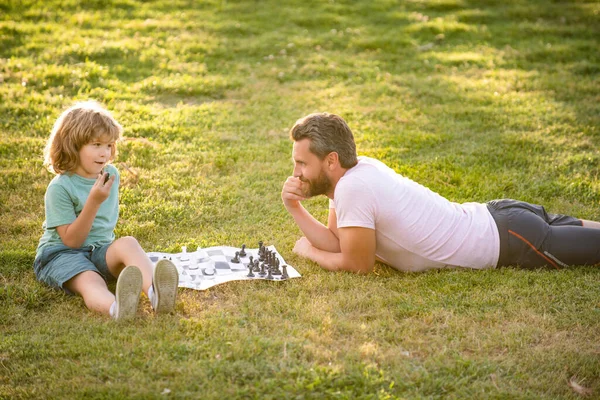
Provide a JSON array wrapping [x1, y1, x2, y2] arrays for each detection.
[[1, 0, 599, 398]]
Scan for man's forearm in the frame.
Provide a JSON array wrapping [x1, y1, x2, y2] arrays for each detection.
[[304, 244, 372, 274], [287, 204, 340, 252]]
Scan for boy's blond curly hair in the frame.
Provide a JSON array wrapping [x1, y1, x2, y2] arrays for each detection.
[[44, 101, 123, 174]]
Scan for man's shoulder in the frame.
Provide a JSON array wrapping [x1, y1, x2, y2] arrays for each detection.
[[342, 157, 392, 183]]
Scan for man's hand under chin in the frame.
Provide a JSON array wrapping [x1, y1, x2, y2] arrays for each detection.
[[281, 176, 307, 210]]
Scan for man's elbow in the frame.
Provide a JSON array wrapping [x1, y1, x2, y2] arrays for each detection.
[[342, 261, 373, 274]]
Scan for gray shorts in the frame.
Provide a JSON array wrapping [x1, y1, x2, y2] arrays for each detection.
[[33, 243, 115, 292], [485, 199, 600, 269]]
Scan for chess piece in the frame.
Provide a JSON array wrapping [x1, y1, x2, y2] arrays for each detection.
[[272, 260, 281, 275], [281, 265, 289, 280], [231, 251, 240, 263], [253, 259, 260, 272], [259, 262, 267, 277], [266, 267, 273, 280], [247, 263, 255, 278], [240, 244, 247, 257]]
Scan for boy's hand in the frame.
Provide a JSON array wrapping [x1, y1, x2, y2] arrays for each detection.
[[88, 172, 115, 205], [281, 176, 307, 210]]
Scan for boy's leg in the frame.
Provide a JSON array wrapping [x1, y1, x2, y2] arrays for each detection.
[[64, 271, 115, 315], [103, 236, 178, 313], [112, 265, 143, 320], [64, 268, 143, 319], [105, 236, 154, 294], [152, 259, 179, 313]]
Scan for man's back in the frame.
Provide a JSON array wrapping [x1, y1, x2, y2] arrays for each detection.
[[332, 157, 500, 271]]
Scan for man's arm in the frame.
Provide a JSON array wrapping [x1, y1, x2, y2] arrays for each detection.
[[282, 176, 340, 252], [293, 226, 376, 274]]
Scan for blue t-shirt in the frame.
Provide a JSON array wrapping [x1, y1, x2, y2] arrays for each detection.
[[36, 163, 120, 258]]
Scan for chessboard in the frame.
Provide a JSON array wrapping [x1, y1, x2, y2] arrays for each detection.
[[147, 242, 301, 291]]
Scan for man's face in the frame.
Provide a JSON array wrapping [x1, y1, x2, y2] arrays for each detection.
[[292, 139, 332, 197]]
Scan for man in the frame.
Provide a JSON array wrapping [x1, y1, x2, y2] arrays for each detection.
[[281, 112, 600, 274]]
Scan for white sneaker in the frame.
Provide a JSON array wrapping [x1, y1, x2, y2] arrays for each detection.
[[152, 259, 179, 314], [113, 265, 143, 321]]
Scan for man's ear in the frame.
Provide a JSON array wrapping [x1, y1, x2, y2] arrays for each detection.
[[326, 152, 340, 169]]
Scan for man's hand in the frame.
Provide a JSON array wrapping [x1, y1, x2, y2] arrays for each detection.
[[281, 176, 307, 210], [292, 236, 313, 258]]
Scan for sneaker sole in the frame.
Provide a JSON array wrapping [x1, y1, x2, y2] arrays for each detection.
[[154, 260, 179, 314], [115, 265, 143, 321]]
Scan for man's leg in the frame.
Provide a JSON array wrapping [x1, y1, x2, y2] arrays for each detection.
[[489, 199, 600, 268], [542, 225, 600, 267], [581, 220, 600, 229]]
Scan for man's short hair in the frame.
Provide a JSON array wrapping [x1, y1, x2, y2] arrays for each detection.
[[290, 113, 358, 168]]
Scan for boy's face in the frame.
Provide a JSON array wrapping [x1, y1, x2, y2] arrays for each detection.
[[73, 134, 115, 179]]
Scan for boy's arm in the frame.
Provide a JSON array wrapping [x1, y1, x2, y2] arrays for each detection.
[[293, 226, 376, 274], [56, 173, 115, 248]]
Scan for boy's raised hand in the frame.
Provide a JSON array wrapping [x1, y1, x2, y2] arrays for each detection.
[[88, 172, 115, 205]]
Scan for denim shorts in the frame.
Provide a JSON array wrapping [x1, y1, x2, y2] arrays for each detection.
[[33, 243, 115, 292]]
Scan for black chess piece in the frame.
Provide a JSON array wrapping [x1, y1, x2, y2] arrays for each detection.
[[240, 244, 247, 257], [266, 267, 273, 280], [231, 251, 240, 263], [272, 259, 282, 275], [253, 259, 260, 272], [247, 263, 255, 278], [281, 265, 289, 280], [258, 262, 267, 277]]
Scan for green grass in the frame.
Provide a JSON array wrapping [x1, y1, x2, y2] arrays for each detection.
[[1, 0, 599, 398]]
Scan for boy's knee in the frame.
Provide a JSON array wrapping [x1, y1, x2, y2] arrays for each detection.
[[115, 236, 141, 250]]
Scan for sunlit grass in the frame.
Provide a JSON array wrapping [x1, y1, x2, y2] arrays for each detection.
[[1, 0, 599, 398]]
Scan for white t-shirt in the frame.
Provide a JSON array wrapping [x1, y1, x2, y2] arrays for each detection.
[[331, 157, 500, 272]]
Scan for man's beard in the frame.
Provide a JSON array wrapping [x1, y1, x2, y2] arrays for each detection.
[[300, 170, 332, 198]]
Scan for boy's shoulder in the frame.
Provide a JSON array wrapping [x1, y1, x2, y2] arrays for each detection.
[[104, 163, 119, 176]]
